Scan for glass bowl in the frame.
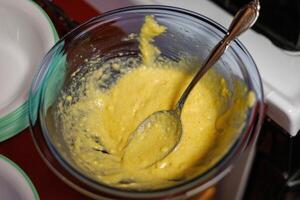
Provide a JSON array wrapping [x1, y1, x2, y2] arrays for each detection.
[[29, 5, 264, 200]]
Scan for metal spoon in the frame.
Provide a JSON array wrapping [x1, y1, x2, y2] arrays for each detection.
[[122, 0, 260, 169]]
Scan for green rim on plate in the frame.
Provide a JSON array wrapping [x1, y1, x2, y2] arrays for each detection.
[[0, 155, 39, 200], [0, 1, 59, 142], [31, 0, 59, 42]]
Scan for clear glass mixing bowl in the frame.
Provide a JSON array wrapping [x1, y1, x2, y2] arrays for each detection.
[[29, 5, 264, 200]]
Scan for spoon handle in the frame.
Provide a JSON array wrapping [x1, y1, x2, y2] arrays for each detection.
[[176, 0, 260, 111]]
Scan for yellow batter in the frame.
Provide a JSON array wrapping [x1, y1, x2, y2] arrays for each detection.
[[52, 16, 254, 190]]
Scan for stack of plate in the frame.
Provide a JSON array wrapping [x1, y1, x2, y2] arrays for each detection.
[[0, 0, 58, 142], [0, 155, 39, 200]]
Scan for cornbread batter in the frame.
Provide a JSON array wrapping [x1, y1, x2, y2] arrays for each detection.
[[53, 16, 254, 189]]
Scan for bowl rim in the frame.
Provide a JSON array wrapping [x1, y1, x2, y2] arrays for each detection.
[[29, 5, 265, 199]]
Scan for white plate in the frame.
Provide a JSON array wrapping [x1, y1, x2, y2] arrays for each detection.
[[0, 0, 58, 140], [0, 0, 57, 116], [0, 155, 39, 200]]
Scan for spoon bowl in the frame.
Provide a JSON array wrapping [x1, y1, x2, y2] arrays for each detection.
[[123, 110, 182, 169]]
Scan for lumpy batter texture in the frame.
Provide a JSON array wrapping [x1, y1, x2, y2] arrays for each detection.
[[52, 16, 254, 190]]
